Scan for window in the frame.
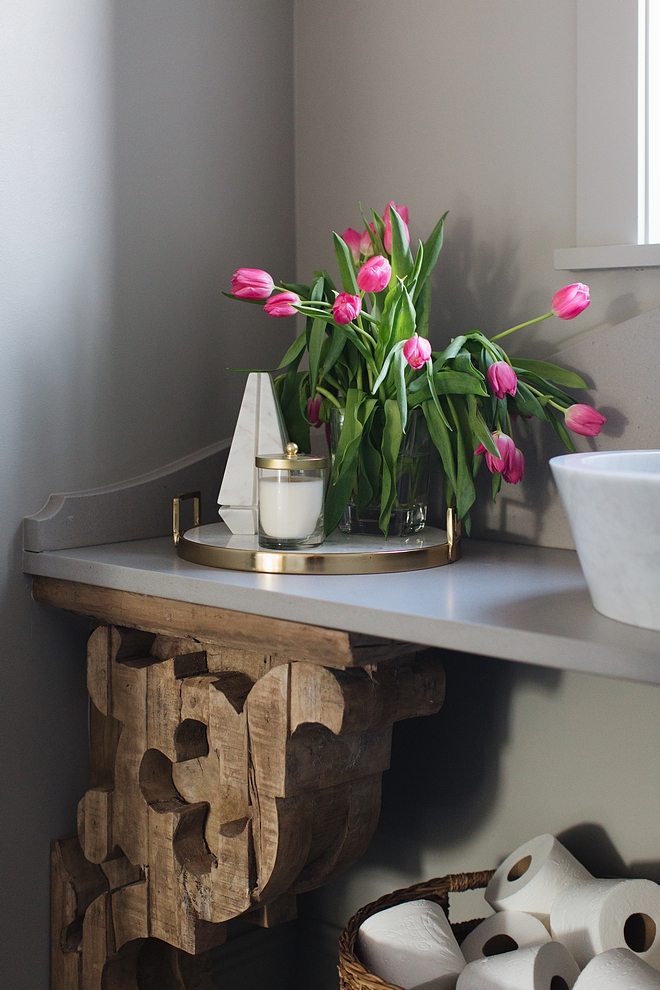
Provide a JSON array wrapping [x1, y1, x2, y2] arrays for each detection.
[[554, 0, 660, 269]]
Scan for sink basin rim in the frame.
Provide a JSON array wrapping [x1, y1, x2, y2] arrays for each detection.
[[550, 449, 660, 481]]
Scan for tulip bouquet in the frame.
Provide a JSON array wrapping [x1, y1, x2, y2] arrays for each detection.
[[228, 202, 603, 537]]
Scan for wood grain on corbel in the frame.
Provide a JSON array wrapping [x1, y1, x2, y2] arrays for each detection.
[[32, 576, 418, 667]]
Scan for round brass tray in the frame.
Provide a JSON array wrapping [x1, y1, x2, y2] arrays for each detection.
[[173, 506, 461, 575]]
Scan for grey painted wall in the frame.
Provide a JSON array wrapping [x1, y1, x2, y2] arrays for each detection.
[[293, 0, 660, 963], [0, 1, 294, 986], [3, 1, 660, 986]]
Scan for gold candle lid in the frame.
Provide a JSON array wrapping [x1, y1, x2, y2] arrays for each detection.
[[256, 442, 328, 470]]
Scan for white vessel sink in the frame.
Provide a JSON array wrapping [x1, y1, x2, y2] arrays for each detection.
[[551, 450, 660, 631]]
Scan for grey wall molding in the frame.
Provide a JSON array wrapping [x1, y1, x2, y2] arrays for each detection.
[[24, 438, 230, 552]]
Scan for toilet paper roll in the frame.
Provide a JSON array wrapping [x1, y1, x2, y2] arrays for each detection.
[[486, 834, 592, 922], [574, 947, 660, 989], [550, 878, 660, 971], [460, 910, 551, 963], [357, 899, 466, 990], [456, 941, 580, 990]]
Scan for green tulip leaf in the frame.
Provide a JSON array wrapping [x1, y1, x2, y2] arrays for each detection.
[[434, 335, 467, 368], [422, 399, 457, 494], [414, 279, 432, 338], [323, 326, 347, 378], [277, 370, 310, 453], [392, 284, 416, 343], [512, 359, 587, 389], [425, 358, 449, 424], [308, 318, 326, 399], [389, 207, 413, 283], [359, 205, 385, 257], [333, 232, 360, 295], [513, 369, 577, 407], [356, 407, 381, 515], [548, 411, 577, 453], [280, 282, 311, 299], [408, 370, 488, 405], [412, 212, 447, 304], [277, 329, 308, 369], [467, 394, 499, 456], [513, 382, 549, 420], [370, 208, 387, 244], [491, 469, 502, 502], [394, 348, 408, 433], [379, 399, 404, 535], [406, 241, 424, 300]]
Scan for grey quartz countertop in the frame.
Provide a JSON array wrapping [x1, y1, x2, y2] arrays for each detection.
[[23, 536, 660, 686]]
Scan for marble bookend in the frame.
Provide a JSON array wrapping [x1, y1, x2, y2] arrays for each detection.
[[218, 372, 289, 534]]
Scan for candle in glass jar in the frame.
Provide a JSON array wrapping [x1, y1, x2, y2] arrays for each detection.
[[256, 443, 327, 549], [258, 475, 324, 539]]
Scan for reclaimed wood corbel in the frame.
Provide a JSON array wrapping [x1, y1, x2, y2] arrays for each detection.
[[43, 580, 446, 989]]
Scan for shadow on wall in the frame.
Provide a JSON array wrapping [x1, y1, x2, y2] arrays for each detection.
[[430, 215, 522, 348], [298, 653, 562, 929], [558, 822, 660, 885], [370, 653, 562, 864]]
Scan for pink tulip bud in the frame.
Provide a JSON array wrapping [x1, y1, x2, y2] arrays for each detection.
[[357, 255, 392, 293], [383, 202, 410, 254], [231, 267, 275, 300], [487, 361, 518, 399], [342, 228, 362, 264], [384, 201, 409, 225], [564, 403, 606, 436], [264, 290, 300, 317], [333, 292, 362, 325], [475, 432, 516, 475], [551, 283, 591, 320], [403, 334, 432, 370], [307, 395, 323, 427], [360, 226, 375, 258], [503, 446, 525, 484]]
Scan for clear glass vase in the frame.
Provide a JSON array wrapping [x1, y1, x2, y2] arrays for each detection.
[[330, 406, 431, 536]]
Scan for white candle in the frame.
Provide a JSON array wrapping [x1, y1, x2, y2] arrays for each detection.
[[258, 476, 324, 539]]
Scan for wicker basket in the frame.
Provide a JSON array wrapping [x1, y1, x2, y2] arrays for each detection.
[[338, 870, 496, 990]]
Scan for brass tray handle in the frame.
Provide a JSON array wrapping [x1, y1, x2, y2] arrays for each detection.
[[172, 491, 201, 546], [446, 507, 461, 562]]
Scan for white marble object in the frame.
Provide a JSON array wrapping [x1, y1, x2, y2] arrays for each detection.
[[217, 373, 289, 534], [551, 450, 660, 631]]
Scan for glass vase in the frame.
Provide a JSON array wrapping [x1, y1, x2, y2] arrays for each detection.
[[330, 406, 431, 536]]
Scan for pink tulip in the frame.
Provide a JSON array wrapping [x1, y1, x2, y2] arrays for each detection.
[[384, 201, 409, 225], [564, 403, 606, 436], [383, 202, 410, 254], [343, 228, 362, 264], [360, 225, 375, 258], [487, 361, 518, 399], [264, 290, 300, 317], [357, 255, 392, 293], [403, 334, 432, 370], [475, 432, 516, 475], [551, 283, 591, 320], [231, 267, 274, 300], [307, 395, 323, 427], [503, 446, 525, 484], [333, 292, 362, 325]]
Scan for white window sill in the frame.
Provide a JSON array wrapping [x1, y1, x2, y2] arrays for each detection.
[[554, 243, 660, 270]]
